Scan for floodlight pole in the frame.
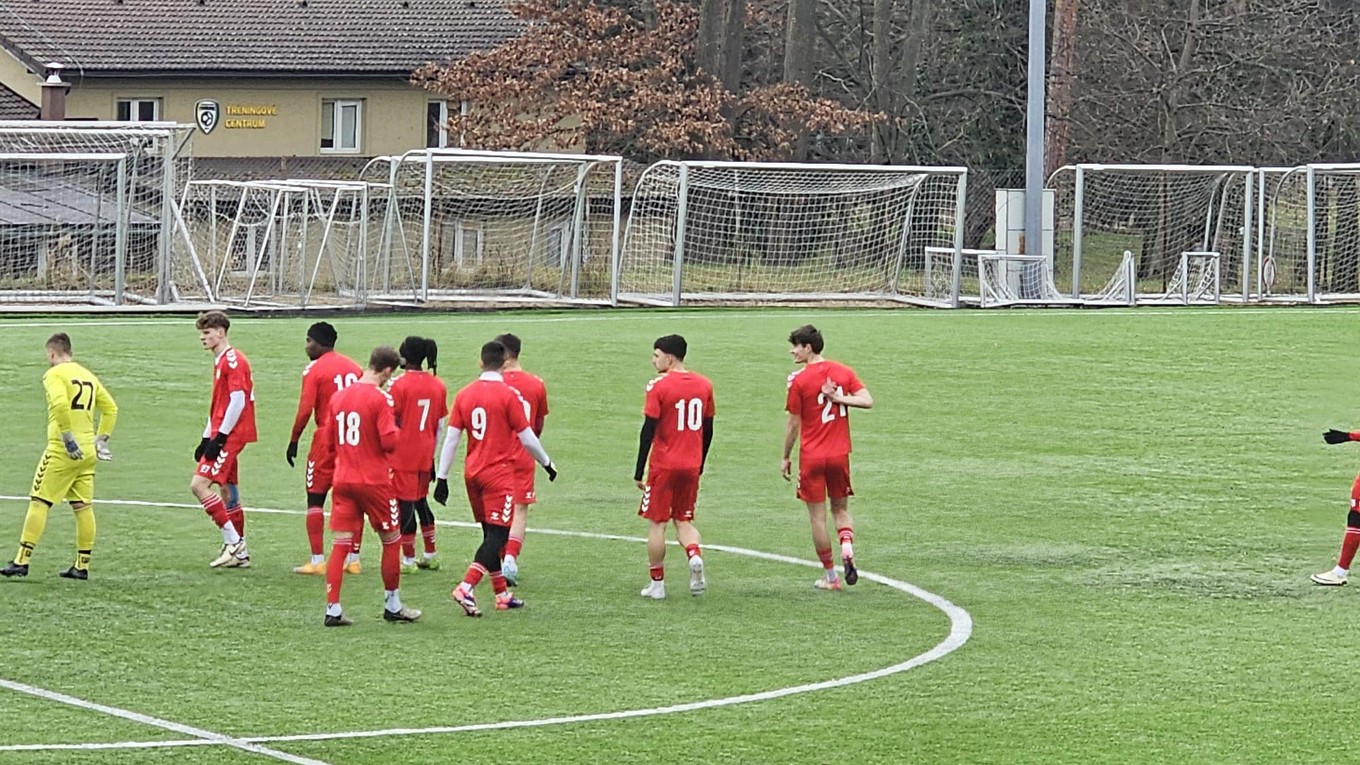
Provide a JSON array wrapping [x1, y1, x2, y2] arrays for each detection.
[[1025, 0, 1046, 270]]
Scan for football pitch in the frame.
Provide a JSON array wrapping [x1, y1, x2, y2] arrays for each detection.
[[0, 306, 1356, 764]]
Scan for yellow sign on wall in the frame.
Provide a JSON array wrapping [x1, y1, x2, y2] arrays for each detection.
[[223, 104, 276, 129]]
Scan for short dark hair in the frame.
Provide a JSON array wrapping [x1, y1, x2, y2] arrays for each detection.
[[369, 345, 401, 373], [494, 333, 522, 358], [196, 310, 231, 331], [399, 335, 439, 374], [481, 340, 508, 370], [788, 324, 824, 354], [46, 332, 71, 355], [653, 334, 687, 360], [306, 321, 338, 348]]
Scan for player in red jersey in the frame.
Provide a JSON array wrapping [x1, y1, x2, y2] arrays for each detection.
[[634, 335, 714, 600], [286, 322, 363, 576], [189, 311, 258, 569], [433, 340, 557, 617], [782, 324, 873, 591], [1311, 427, 1360, 585], [320, 346, 421, 627], [389, 336, 448, 573], [494, 332, 549, 586]]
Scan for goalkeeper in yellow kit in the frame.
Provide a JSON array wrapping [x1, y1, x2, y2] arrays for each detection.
[[1, 332, 117, 580]]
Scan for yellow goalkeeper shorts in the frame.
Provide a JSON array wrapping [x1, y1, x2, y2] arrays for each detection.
[[30, 449, 95, 506]]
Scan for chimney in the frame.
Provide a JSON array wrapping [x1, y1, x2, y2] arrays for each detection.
[[39, 62, 68, 121]]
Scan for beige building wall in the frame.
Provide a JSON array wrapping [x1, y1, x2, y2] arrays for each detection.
[[62, 78, 434, 157]]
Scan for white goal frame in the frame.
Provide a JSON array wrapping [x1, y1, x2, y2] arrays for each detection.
[[362, 148, 623, 305], [618, 161, 967, 307]]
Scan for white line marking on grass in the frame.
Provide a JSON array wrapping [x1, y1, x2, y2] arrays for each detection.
[[4, 305, 1360, 330], [0, 678, 329, 764], [0, 495, 971, 752]]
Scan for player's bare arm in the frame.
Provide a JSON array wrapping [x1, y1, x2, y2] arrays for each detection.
[[781, 413, 799, 481], [820, 379, 873, 410]]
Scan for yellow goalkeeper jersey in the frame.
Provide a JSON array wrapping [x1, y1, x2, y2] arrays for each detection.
[[43, 361, 117, 450]]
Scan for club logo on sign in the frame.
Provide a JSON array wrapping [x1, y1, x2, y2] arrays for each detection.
[[195, 99, 220, 135]]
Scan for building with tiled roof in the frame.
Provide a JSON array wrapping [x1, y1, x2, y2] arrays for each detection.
[[0, 0, 524, 162]]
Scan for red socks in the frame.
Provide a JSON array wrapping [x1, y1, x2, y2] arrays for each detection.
[[306, 506, 325, 556], [491, 572, 508, 594], [838, 527, 854, 546], [326, 539, 353, 606], [462, 562, 488, 589], [422, 525, 438, 554], [684, 544, 701, 559], [200, 494, 230, 528], [504, 535, 523, 559], [380, 539, 400, 591], [1341, 527, 1360, 570], [401, 533, 417, 560], [816, 546, 835, 572], [649, 565, 664, 581]]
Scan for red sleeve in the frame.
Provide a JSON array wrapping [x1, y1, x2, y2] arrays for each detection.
[[313, 403, 335, 464], [388, 378, 405, 428], [436, 382, 449, 421], [508, 390, 531, 432], [845, 367, 865, 394], [377, 394, 400, 454], [785, 375, 801, 415], [449, 396, 466, 430], [539, 382, 550, 417], [226, 358, 250, 395], [643, 380, 662, 418], [705, 383, 715, 417], [290, 371, 316, 442]]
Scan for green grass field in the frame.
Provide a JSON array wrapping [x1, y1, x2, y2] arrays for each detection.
[[0, 306, 1358, 764]]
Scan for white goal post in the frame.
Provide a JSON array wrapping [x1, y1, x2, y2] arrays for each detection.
[[359, 148, 623, 305], [1048, 164, 1254, 304], [0, 121, 194, 306], [618, 161, 967, 306]]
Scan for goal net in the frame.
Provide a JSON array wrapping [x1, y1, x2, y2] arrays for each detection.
[[1048, 164, 1253, 303], [1261, 164, 1360, 302], [0, 122, 194, 306], [977, 253, 1070, 307], [359, 148, 622, 305], [618, 161, 966, 306], [176, 180, 399, 308]]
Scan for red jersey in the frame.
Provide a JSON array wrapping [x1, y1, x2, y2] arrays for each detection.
[[502, 369, 549, 469], [642, 370, 715, 471], [786, 360, 863, 459], [449, 373, 532, 479], [290, 351, 362, 442], [325, 381, 399, 486], [388, 370, 449, 471], [209, 346, 257, 443]]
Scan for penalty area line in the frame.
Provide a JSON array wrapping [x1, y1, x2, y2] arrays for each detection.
[[0, 678, 329, 764], [0, 494, 972, 752]]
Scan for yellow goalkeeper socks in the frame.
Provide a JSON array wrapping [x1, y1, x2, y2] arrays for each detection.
[[16, 499, 51, 564], [74, 505, 95, 569]]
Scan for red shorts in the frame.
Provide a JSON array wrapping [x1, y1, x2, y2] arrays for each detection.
[[1351, 474, 1360, 505], [638, 467, 700, 523], [797, 455, 853, 503], [392, 469, 431, 502], [330, 483, 400, 535], [514, 463, 537, 506], [195, 438, 247, 486], [305, 440, 334, 495], [466, 466, 517, 527]]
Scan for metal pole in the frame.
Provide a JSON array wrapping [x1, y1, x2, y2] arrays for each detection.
[[1306, 165, 1316, 303], [114, 158, 127, 305], [1241, 171, 1252, 303], [1025, 0, 1047, 283], [950, 172, 967, 308], [421, 154, 434, 302], [158, 143, 176, 303], [1255, 169, 1266, 299], [1072, 166, 1085, 298], [610, 159, 622, 306], [671, 163, 690, 307]]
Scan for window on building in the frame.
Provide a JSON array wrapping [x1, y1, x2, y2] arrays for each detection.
[[116, 98, 160, 122], [427, 100, 448, 148], [320, 99, 362, 152], [452, 221, 484, 268]]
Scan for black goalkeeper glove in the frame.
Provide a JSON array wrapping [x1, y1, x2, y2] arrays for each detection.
[[542, 462, 558, 482], [1324, 429, 1353, 445], [286, 441, 299, 467], [194, 437, 211, 461], [433, 478, 450, 506], [203, 432, 228, 462]]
